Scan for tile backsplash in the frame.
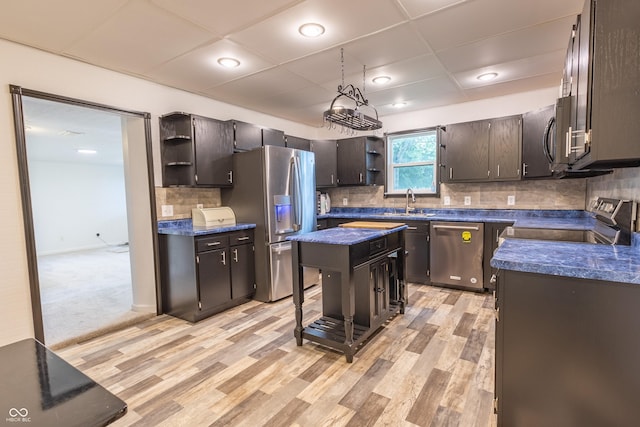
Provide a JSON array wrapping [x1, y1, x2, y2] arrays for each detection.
[[325, 179, 587, 210], [586, 166, 640, 206], [155, 187, 221, 220]]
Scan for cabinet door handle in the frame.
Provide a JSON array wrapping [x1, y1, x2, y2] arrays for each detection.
[[221, 251, 226, 265], [237, 236, 250, 241], [207, 241, 221, 246], [233, 248, 238, 262], [497, 164, 500, 177], [522, 163, 528, 176], [449, 168, 453, 180], [407, 226, 418, 230], [359, 172, 363, 183], [331, 174, 334, 185], [228, 170, 233, 183]]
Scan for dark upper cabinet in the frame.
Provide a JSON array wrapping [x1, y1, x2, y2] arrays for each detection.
[[441, 120, 490, 182], [566, 0, 640, 169], [522, 105, 555, 179], [262, 127, 285, 147], [160, 112, 233, 187], [441, 116, 521, 183], [232, 120, 262, 152], [311, 139, 337, 187], [489, 115, 522, 181], [285, 135, 311, 151], [336, 136, 384, 186], [232, 120, 285, 151]]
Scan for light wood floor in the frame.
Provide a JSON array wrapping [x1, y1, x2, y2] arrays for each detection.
[[58, 283, 497, 427]]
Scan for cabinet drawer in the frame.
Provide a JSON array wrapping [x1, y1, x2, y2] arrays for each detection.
[[196, 235, 229, 252], [404, 221, 429, 233], [229, 230, 254, 245]]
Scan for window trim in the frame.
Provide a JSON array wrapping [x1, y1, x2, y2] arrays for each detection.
[[384, 126, 441, 197]]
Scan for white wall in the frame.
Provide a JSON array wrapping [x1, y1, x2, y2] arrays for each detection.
[[29, 160, 128, 255], [0, 37, 565, 346]]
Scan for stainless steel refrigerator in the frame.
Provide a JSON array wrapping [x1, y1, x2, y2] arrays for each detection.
[[222, 145, 318, 302]]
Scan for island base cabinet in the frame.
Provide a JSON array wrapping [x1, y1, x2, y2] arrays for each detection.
[[495, 270, 640, 427]]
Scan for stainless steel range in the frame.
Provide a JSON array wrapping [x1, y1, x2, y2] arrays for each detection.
[[501, 197, 637, 246]]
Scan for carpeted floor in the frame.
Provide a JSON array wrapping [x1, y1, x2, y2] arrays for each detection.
[[38, 245, 152, 348]]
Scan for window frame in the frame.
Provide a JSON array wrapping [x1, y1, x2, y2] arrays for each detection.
[[384, 126, 441, 197]]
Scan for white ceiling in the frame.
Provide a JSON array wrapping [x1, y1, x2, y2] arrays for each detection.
[[1, 0, 584, 128]]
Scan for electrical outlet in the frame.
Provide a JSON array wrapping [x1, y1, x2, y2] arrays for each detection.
[[161, 205, 174, 217], [443, 196, 451, 206], [196, 203, 203, 209], [342, 198, 348, 206], [464, 196, 471, 206], [507, 195, 516, 206]]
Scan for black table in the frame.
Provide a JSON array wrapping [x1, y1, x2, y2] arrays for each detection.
[[0, 339, 126, 426]]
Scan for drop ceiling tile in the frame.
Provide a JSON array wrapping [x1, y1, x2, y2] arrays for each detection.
[[283, 48, 364, 85], [0, 0, 129, 52], [343, 23, 433, 68], [463, 72, 561, 101], [64, 0, 217, 74], [319, 54, 448, 93], [396, 0, 470, 19], [151, 0, 302, 36], [414, 0, 583, 52], [227, 0, 407, 63], [435, 16, 575, 73], [202, 67, 313, 104], [262, 85, 335, 109], [453, 49, 565, 89], [147, 40, 275, 91], [366, 76, 465, 108]]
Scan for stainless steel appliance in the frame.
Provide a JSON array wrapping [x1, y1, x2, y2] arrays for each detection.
[[430, 222, 484, 290], [500, 197, 637, 246], [222, 145, 318, 302]]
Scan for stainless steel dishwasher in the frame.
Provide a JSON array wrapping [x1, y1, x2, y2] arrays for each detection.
[[430, 222, 484, 290]]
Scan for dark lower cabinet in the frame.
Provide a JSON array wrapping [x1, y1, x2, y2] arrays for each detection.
[[354, 256, 392, 330], [160, 230, 255, 322], [483, 222, 513, 290], [404, 221, 430, 284], [495, 269, 640, 426], [230, 242, 255, 299]]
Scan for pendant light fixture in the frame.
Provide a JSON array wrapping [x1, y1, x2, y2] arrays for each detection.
[[323, 48, 382, 133]]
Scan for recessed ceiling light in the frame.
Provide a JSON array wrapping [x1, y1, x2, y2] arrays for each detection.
[[217, 57, 240, 68], [77, 149, 97, 154], [391, 102, 407, 108], [298, 23, 325, 38], [477, 72, 498, 81], [372, 76, 391, 85]]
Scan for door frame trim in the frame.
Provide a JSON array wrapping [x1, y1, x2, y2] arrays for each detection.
[[9, 84, 160, 343]]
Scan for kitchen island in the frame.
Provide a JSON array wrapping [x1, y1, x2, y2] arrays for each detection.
[[289, 223, 407, 362]]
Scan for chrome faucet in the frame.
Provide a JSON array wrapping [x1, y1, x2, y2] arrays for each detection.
[[405, 188, 416, 214]]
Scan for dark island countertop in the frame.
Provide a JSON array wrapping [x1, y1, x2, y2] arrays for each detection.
[[287, 224, 408, 245], [158, 219, 256, 236]]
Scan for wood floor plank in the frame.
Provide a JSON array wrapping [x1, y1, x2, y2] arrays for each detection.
[[262, 397, 310, 427], [453, 312, 478, 338], [345, 392, 390, 427], [459, 329, 488, 364], [339, 358, 393, 411], [405, 368, 452, 426]]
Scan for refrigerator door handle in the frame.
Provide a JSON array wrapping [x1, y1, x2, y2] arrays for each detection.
[[292, 156, 302, 231]]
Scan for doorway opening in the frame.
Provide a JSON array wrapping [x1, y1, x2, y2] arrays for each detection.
[[11, 86, 160, 348]]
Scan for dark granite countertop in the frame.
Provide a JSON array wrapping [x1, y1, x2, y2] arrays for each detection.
[[491, 237, 640, 285], [287, 224, 407, 245], [318, 207, 595, 229], [158, 219, 256, 236], [321, 207, 639, 284]]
